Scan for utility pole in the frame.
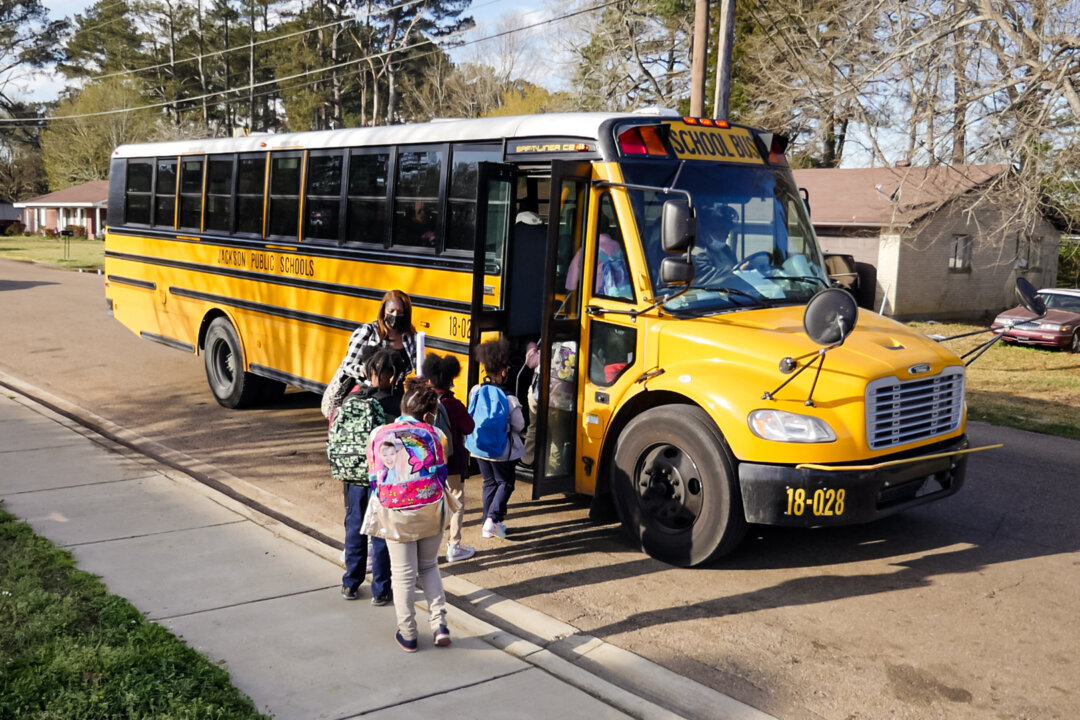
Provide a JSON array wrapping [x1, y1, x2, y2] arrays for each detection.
[[690, 0, 709, 116], [714, 0, 736, 121]]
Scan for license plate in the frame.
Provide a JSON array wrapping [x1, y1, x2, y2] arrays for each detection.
[[785, 487, 846, 517]]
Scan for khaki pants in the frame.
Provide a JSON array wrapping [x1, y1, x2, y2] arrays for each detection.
[[445, 472, 466, 546], [386, 533, 446, 641]]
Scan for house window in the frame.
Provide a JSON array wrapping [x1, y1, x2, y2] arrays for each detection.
[[1017, 235, 1042, 270], [948, 234, 971, 272]]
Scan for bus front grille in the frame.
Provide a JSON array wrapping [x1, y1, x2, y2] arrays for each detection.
[[866, 367, 965, 450]]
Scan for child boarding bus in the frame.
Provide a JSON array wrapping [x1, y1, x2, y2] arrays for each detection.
[[104, 111, 991, 567]]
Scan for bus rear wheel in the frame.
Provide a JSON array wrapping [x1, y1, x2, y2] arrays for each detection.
[[204, 317, 263, 409], [611, 405, 747, 567]]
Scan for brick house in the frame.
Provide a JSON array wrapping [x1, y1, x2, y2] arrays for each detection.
[[13, 180, 109, 239], [792, 165, 1061, 321]]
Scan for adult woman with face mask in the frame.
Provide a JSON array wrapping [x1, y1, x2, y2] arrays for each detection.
[[322, 289, 418, 419]]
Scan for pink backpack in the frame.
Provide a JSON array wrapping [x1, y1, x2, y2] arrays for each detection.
[[367, 420, 447, 509]]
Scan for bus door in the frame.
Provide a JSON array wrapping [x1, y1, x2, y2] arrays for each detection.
[[532, 161, 591, 498], [467, 162, 516, 387]]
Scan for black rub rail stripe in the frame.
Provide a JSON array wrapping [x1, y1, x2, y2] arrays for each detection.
[[170, 286, 473, 357], [107, 274, 156, 290], [140, 331, 195, 353], [248, 365, 325, 394], [425, 336, 470, 355], [0, 377, 344, 551], [172, 286, 363, 332], [105, 249, 472, 315], [108, 227, 476, 271]]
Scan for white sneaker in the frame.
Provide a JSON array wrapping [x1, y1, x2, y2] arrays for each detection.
[[446, 543, 476, 562], [481, 518, 507, 539]]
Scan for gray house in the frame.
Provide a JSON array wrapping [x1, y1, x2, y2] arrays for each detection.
[[793, 165, 1060, 321]]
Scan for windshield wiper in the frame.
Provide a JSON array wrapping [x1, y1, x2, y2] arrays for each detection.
[[687, 285, 769, 307], [764, 275, 828, 287]]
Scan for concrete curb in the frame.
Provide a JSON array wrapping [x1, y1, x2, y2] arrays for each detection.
[[0, 371, 776, 720]]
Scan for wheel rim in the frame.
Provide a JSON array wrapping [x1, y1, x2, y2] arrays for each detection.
[[210, 336, 236, 390], [633, 443, 704, 533], [1073, 332, 1080, 353]]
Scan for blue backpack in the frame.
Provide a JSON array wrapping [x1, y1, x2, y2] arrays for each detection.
[[464, 383, 510, 458]]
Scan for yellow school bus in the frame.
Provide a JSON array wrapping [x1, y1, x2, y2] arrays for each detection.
[[105, 112, 984, 566]]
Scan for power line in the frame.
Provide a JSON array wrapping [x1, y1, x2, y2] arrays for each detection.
[[1, 0, 610, 126], [85, 0, 432, 83]]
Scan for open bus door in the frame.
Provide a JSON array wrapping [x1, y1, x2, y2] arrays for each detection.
[[467, 162, 516, 388], [531, 161, 591, 498]]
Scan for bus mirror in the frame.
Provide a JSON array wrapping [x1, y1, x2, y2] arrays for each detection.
[[1016, 277, 1046, 316], [661, 198, 696, 253], [660, 256, 694, 286], [803, 288, 858, 346]]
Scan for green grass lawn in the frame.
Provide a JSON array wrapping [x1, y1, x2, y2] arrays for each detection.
[[909, 321, 1080, 439], [0, 235, 104, 270], [0, 503, 269, 720]]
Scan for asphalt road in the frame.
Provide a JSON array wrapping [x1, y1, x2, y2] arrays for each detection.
[[2, 258, 1077, 720]]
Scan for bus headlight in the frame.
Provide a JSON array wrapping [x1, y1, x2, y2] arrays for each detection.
[[748, 409, 837, 443]]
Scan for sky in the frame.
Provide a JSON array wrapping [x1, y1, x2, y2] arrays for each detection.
[[21, 0, 555, 104]]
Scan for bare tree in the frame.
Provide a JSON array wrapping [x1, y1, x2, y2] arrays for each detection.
[[562, 0, 693, 111]]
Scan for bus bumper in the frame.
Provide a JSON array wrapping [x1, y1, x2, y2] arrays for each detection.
[[737, 436, 969, 526]]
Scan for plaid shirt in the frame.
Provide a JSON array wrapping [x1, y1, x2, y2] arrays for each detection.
[[321, 322, 416, 417]]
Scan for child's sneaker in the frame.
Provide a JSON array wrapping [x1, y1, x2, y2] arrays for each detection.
[[481, 518, 506, 539], [395, 631, 418, 653], [434, 624, 451, 647], [446, 543, 476, 562]]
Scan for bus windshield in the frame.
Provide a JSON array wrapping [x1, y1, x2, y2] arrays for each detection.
[[622, 161, 829, 314]]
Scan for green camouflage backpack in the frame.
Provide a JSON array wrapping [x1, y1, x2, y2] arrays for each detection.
[[327, 391, 387, 484]]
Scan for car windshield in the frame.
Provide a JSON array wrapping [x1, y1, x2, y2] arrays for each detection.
[[1039, 292, 1080, 313], [621, 160, 828, 315]]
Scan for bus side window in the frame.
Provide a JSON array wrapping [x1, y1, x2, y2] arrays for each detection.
[[236, 154, 267, 236], [591, 194, 634, 301], [153, 158, 177, 229], [393, 147, 443, 250], [304, 151, 344, 243], [346, 150, 389, 246], [589, 322, 636, 386], [178, 157, 205, 231]]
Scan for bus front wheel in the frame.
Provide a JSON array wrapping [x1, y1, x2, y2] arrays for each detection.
[[204, 317, 262, 409], [611, 405, 747, 567]]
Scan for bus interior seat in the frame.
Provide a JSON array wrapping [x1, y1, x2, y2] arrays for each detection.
[[506, 215, 547, 337]]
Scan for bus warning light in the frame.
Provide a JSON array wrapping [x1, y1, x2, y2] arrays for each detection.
[[617, 127, 668, 157]]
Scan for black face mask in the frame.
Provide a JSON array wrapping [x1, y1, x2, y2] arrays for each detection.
[[385, 314, 406, 332]]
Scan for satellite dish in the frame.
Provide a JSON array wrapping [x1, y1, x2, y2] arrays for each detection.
[[1015, 277, 1046, 317], [803, 288, 858, 346]]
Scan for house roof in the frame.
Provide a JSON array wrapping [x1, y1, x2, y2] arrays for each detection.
[[14, 180, 109, 208], [791, 164, 1009, 228]]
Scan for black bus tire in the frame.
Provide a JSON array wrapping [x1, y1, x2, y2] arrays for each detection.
[[204, 317, 262, 409], [611, 404, 747, 567]]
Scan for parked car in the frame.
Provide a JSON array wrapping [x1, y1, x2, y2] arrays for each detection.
[[991, 287, 1080, 352]]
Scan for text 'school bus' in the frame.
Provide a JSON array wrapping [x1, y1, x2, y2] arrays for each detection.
[[105, 111, 991, 566]]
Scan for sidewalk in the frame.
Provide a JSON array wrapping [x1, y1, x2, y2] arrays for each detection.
[[0, 384, 775, 720]]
